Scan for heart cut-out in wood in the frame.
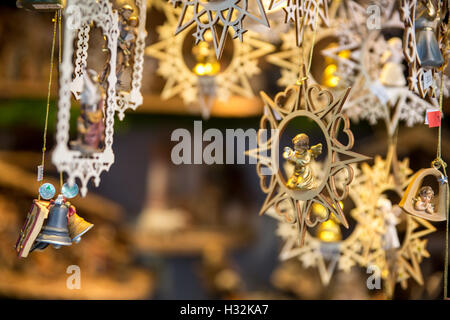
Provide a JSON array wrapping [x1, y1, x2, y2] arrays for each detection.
[[399, 168, 448, 221]]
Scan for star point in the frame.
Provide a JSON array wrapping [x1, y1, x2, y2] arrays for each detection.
[[232, 23, 246, 41], [192, 26, 206, 44]]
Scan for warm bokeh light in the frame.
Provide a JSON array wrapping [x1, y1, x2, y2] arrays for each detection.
[[316, 220, 342, 242], [322, 42, 351, 88], [192, 30, 220, 76], [313, 201, 343, 242]]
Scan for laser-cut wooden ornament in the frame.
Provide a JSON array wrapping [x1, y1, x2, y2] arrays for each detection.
[[145, 0, 275, 117], [353, 155, 437, 298], [246, 66, 369, 246], [170, 0, 270, 59], [52, 0, 119, 197], [70, 0, 148, 120], [399, 167, 448, 221], [325, 20, 436, 137], [266, 162, 381, 285], [266, 21, 360, 89], [267, 154, 436, 294], [264, 1, 433, 137]]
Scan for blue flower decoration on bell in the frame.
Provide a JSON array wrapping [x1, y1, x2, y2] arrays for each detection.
[[61, 182, 79, 199], [39, 183, 56, 200]]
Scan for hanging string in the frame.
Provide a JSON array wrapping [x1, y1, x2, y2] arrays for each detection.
[[38, 11, 58, 201], [58, 9, 64, 190], [433, 70, 450, 300], [297, 4, 319, 85], [433, 12, 450, 299], [58, 9, 62, 64]]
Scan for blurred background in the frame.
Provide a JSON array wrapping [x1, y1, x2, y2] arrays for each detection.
[[0, 0, 449, 300]]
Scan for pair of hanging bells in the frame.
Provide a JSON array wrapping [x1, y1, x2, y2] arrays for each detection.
[[16, 181, 93, 257]]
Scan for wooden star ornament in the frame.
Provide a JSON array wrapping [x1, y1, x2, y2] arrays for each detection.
[[172, 0, 270, 58], [146, 0, 275, 117], [246, 66, 370, 246]]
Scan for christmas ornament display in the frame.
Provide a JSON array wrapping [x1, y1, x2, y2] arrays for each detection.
[[267, 162, 381, 285], [328, 14, 436, 136], [53, 0, 119, 197], [353, 155, 437, 297], [16, 183, 94, 258], [269, 154, 438, 296], [170, 0, 270, 58], [9, 0, 450, 301], [146, 0, 275, 118], [246, 66, 369, 246]]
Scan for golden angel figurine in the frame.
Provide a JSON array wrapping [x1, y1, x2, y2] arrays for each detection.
[[414, 186, 435, 214], [283, 133, 322, 190]]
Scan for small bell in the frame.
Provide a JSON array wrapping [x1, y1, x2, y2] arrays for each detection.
[[313, 203, 343, 243], [316, 220, 342, 243], [415, 0, 444, 69], [33, 195, 72, 249], [67, 205, 94, 243]]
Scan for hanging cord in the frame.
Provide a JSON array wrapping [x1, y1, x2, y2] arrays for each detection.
[[297, 4, 319, 85], [38, 11, 58, 201], [433, 70, 450, 300], [58, 9, 64, 190], [434, 11, 450, 299]]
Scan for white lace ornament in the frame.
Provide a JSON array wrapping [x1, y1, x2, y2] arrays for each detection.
[[70, 0, 147, 120], [53, 0, 119, 197]]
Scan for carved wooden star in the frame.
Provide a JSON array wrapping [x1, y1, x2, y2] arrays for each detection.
[[173, 0, 270, 58]]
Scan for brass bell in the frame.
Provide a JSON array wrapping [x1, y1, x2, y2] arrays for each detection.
[[33, 196, 72, 249], [415, 0, 444, 69], [316, 220, 342, 243], [68, 212, 94, 243]]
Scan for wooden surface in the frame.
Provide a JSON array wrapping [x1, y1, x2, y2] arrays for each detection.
[[0, 268, 154, 299], [0, 80, 264, 117], [133, 228, 253, 256]]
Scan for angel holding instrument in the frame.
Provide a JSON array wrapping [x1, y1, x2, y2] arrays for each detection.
[[283, 133, 322, 190]]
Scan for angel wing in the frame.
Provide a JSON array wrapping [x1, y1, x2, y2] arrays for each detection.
[[310, 143, 323, 158]]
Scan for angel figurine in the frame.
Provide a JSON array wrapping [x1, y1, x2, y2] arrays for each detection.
[[415, 0, 445, 69], [283, 133, 322, 190], [70, 69, 105, 154], [377, 198, 401, 250], [414, 186, 435, 214], [116, 4, 138, 88]]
